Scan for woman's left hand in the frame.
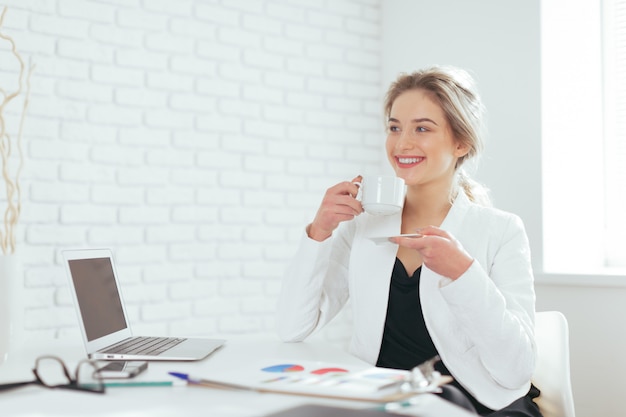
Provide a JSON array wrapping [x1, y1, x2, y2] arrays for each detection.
[[391, 226, 473, 280]]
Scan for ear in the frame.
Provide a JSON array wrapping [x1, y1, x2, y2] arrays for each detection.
[[454, 141, 471, 158]]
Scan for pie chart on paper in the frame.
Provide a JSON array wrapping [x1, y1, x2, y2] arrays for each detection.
[[261, 364, 305, 373], [311, 367, 348, 375]]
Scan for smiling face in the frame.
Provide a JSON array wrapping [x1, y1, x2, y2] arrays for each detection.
[[385, 89, 469, 189]]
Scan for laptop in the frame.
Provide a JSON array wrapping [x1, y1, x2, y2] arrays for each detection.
[[62, 248, 225, 361]]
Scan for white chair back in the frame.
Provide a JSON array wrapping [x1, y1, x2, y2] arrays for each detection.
[[532, 311, 576, 417]]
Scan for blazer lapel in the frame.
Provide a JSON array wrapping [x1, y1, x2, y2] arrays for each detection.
[[348, 212, 401, 362]]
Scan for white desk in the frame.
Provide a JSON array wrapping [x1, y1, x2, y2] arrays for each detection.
[[0, 335, 474, 417]]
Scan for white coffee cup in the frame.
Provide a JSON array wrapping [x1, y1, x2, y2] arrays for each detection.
[[356, 176, 406, 215]]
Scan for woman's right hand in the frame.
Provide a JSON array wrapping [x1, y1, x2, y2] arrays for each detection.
[[307, 176, 363, 242]]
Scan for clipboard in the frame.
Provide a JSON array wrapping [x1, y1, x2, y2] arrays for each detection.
[[170, 363, 452, 403], [188, 375, 452, 403]]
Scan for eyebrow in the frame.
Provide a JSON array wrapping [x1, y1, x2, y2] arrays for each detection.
[[387, 117, 439, 126]]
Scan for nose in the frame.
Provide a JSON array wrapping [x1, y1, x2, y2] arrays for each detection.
[[396, 129, 414, 150]]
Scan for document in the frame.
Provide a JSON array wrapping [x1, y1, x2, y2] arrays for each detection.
[[170, 359, 450, 402]]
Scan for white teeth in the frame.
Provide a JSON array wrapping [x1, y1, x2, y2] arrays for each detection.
[[398, 157, 420, 164]]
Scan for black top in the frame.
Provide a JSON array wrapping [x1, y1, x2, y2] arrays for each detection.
[[375, 258, 437, 369]]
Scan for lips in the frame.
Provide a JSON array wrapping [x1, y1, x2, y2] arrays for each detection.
[[395, 156, 424, 167]]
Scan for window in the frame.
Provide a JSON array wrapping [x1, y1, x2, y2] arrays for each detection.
[[603, 0, 626, 266], [541, 0, 626, 274]]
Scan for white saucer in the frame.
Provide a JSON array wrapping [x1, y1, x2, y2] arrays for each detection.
[[368, 233, 423, 245]]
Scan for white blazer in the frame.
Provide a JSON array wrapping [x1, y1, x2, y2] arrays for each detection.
[[276, 192, 537, 410]]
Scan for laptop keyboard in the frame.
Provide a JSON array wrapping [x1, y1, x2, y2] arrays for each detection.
[[103, 336, 187, 356]]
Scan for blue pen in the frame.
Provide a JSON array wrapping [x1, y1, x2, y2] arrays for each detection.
[[104, 380, 186, 387], [169, 372, 198, 383], [168, 372, 254, 391]]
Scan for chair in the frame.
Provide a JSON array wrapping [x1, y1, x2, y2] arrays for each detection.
[[532, 311, 576, 417]]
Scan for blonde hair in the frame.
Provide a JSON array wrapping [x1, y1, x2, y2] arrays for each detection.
[[384, 66, 491, 206]]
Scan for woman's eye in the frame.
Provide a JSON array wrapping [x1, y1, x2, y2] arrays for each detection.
[[416, 126, 428, 132], [388, 126, 400, 132]]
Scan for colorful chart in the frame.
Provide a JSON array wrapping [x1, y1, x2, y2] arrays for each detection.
[[310, 367, 348, 375], [261, 364, 305, 373]]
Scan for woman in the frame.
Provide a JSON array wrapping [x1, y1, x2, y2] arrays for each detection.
[[276, 66, 542, 416]]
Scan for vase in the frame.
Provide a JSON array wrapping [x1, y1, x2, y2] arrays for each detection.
[[0, 253, 24, 366]]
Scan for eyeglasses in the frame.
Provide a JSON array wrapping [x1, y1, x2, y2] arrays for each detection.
[[0, 355, 105, 394]]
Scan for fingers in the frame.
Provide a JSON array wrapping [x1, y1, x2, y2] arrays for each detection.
[[337, 195, 363, 215], [351, 175, 363, 186], [308, 176, 363, 241], [320, 187, 361, 214], [339, 178, 362, 200], [392, 228, 473, 279], [317, 200, 360, 225], [415, 225, 449, 238], [349, 176, 362, 198], [392, 235, 429, 252]]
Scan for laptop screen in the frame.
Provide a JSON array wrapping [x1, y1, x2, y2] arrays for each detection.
[[68, 257, 128, 341]]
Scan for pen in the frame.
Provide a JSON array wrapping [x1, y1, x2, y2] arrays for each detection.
[[104, 380, 186, 387], [168, 372, 253, 391], [168, 372, 196, 382]]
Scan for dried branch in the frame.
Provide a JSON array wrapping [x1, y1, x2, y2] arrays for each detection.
[[0, 6, 34, 255]]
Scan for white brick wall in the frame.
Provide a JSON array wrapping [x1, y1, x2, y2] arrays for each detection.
[[0, 0, 383, 347]]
